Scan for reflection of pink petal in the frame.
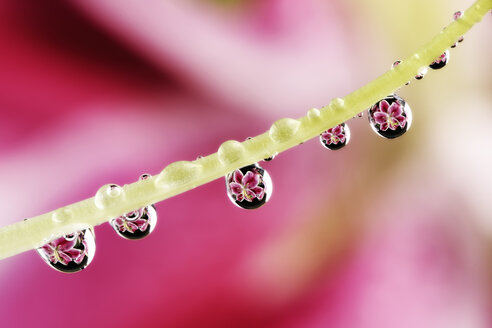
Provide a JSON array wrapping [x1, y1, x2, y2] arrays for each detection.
[[388, 102, 402, 117], [250, 186, 265, 200], [338, 134, 346, 143], [373, 112, 388, 124], [58, 251, 72, 265], [332, 125, 342, 135], [379, 100, 390, 113], [233, 170, 243, 184], [57, 238, 77, 252], [380, 122, 389, 131], [244, 189, 256, 202], [236, 193, 244, 202], [229, 182, 243, 195], [396, 115, 406, 127], [126, 221, 138, 233], [242, 171, 260, 189], [135, 218, 149, 231]]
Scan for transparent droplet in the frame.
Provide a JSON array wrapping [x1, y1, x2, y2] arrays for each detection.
[[263, 154, 276, 162], [453, 11, 463, 20], [110, 205, 157, 240], [429, 50, 450, 70], [415, 67, 428, 80], [225, 163, 273, 209], [37, 228, 96, 273], [139, 173, 151, 181], [368, 94, 412, 139], [319, 123, 351, 150]]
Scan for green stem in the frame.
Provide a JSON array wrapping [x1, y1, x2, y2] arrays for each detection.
[[0, 0, 490, 260]]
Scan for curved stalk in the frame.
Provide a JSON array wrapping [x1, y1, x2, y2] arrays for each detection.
[[0, 0, 490, 261]]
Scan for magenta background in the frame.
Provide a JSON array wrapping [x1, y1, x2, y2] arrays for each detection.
[[0, 1, 491, 327]]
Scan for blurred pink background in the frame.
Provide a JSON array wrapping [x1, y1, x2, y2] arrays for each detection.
[[0, 0, 491, 327]]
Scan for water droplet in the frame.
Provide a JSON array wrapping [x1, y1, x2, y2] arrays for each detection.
[[37, 228, 96, 273], [320, 123, 351, 150], [307, 108, 321, 121], [155, 161, 202, 188], [139, 173, 151, 181], [225, 163, 273, 209], [263, 153, 277, 162], [218, 140, 246, 165], [329, 98, 345, 112], [94, 184, 125, 209], [52, 207, 72, 223], [415, 67, 428, 80], [353, 112, 364, 119], [368, 94, 412, 139], [429, 50, 450, 70], [269, 118, 301, 143], [110, 205, 157, 240], [453, 11, 463, 20]]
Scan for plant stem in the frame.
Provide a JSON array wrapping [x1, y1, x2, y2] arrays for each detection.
[[0, 0, 490, 261]]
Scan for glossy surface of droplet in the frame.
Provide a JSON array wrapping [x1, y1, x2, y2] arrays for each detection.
[[225, 163, 272, 209], [429, 50, 450, 70], [37, 228, 95, 273], [269, 118, 301, 143], [95, 184, 125, 209], [110, 205, 157, 240], [368, 94, 412, 139], [319, 123, 351, 150], [415, 67, 428, 80]]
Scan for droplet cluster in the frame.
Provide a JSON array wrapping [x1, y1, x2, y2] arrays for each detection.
[[36, 10, 471, 273]]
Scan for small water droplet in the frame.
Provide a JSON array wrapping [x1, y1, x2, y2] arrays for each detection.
[[368, 94, 412, 139], [269, 118, 301, 143], [320, 123, 351, 150], [225, 163, 273, 209], [139, 173, 151, 181], [415, 67, 428, 80], [429, 50, 450, 70], [263, 153, 277, 162], [218, 140, 246, 165], [307, 108, 321, 121], [155, 161, 202, 188], [37, 228, 96, 273], [453, 11, 463, 20], [329, 98, 345, 112], [52, 207, 72, 223], [94, 184, 125, 209], [353, 112, 364, 119], [110, 205, 157, 240]]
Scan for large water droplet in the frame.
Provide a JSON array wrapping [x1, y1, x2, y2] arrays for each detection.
[[319, 123, 351, 150], [225, 163, 272, 209], [110, 205, 157, 240], [368, 94, 412, 139], [37, 228, 96, 273], [429, 50, 450, 70]]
